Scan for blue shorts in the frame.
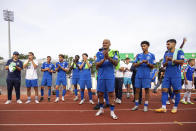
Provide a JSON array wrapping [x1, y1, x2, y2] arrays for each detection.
[[124, 77, 132, 85], [72, 78, 80, 85], [56, 77, 67, 86], [26, 79, 38, 88], [97, 79, 115, 93], [41, 77, 52, 87], [162, 77, 182, 90], [79, 80, 92, 89], [135, 78, 151, 88]]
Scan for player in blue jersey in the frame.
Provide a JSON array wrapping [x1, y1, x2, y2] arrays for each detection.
[[78, 53, 94, 105], [39, 56, 55, 102], [95, 39, 119, 120], [155, 39, 184, 113], [181, 59, 195, 104], [131, 41, 155, 112], [69, 55, 80, 101], [54, 54, 69, 103]]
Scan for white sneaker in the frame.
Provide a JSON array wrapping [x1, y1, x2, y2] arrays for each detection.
[[89, 100, 95, 104], [116, 99, 121, 104], [55, 97, 59, 103], [115, 98, 119, 103], [17, 99, 23, 104], [95, 109, 104, 116], [166, 101, 170, 105], [73, 96, 79, 101], [25, 100, 31, 104], [172, 99, 175, 104], [110, 111, 118, 120], [35, 100, 39, 104], [5, 100, 11, 104], [62, 96, 65, 102], [79, 99, 85, 105]]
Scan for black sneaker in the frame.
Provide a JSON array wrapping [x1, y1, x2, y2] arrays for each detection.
[[93, 104, 100, 110], [48, 98, 50, 102], [39, 97, 44, 102]]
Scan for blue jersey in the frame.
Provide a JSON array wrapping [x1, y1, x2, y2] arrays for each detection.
[[134, 52, 156, 79], [72, 62, 80, 79], [79, 61, 92, 80], [184, 64, 195, 81], [41, 62, 55, 78], [56, 61, 68, 78], [96, 50, 118, 79], [163, 50, 184, 78]]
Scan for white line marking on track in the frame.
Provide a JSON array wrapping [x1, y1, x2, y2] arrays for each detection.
[[0, 122, 196, 126]]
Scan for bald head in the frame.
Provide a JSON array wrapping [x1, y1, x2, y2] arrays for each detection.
[[102, 39, 111, 50]]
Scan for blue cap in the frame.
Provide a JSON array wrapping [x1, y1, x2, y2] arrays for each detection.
[[13, 51, 19, 55]]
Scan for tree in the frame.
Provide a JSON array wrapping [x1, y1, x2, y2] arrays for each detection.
[[0, 56, 3, 60]]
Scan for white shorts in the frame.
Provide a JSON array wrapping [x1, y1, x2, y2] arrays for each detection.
[[185, 80, 193, 90]]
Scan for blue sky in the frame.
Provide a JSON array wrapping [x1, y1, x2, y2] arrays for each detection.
[[0, 0, 196, 60]]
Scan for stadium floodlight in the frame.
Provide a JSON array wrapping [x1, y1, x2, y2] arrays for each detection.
[[3, 10, 14, 58]]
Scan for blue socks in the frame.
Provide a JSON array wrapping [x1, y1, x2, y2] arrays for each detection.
[[135, 100, 139, 106], [56, 89, 59, 97], [74, 88, 78, 96], [62, 89, 66, 96], [110, 105, 115, 111], [88, 91, 92, 100], [48, 89, 51, 98], [81, 90, 84, 100], [41, 88, 44, 97], [162, 92, 168, 106], [174, 93, 181, 107], [104, 92, 109, 105]]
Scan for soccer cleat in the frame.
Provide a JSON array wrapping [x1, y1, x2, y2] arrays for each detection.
[[16, 99, 23, 104], [110, 111, 118, 120], [39, 97, 44, 102], [25, 100, 31, 104], [48, 98, 50, 102], [73, 96, 79, 101], [180, 100, 187, 104], [54, 97, 59, 103], [89, 100, 95, 104], [144, 106, 148, 112], [79, 99, 85, 105], [166, 101, 170, 105], [93, 104, 100, 110], [62, 96, 65, 102], [5, 100, 11, 104], [154, 108, 167, 113], [171, 108, 177, 113], [35, 100, 39, 104], [131, 106, 138, 111], [95, 109, 104, 116], [187, 101, 194, 105]]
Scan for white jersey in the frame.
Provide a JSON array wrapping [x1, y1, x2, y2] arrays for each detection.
[[124, 63, 132, 78], [115, 61, 125, 78], [24, 60, 38, 80]]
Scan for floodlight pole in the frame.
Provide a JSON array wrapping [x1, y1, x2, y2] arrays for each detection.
[[8, 20, 11, 58]]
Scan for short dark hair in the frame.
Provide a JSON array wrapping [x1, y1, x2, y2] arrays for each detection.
[[188, 59, 195, 64], [28, 52, 34, 56], [59, 54, 64, 59], [82, 53, 88, 57], [75, 55, 80, 59], [47, 56, 51, 59], [167, 39, 176, 44], [141, 41, 150, 46]]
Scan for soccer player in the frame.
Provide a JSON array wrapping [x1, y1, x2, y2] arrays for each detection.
[[181, 59, 195, 104], [155, 39, 184, 113], [131, 41, 155, 112], [95, 39, 119, 120], [78, 53, 94, 105], [115, 60, 125, 104], [5, 51, 23, 104], [69, 55, 80, 101], [151, 68, 158, 87], [123, 57, 133, 98], [39, 56, 55, 102], [55, 54, 69, 103], [23, 52, 39, 104]]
